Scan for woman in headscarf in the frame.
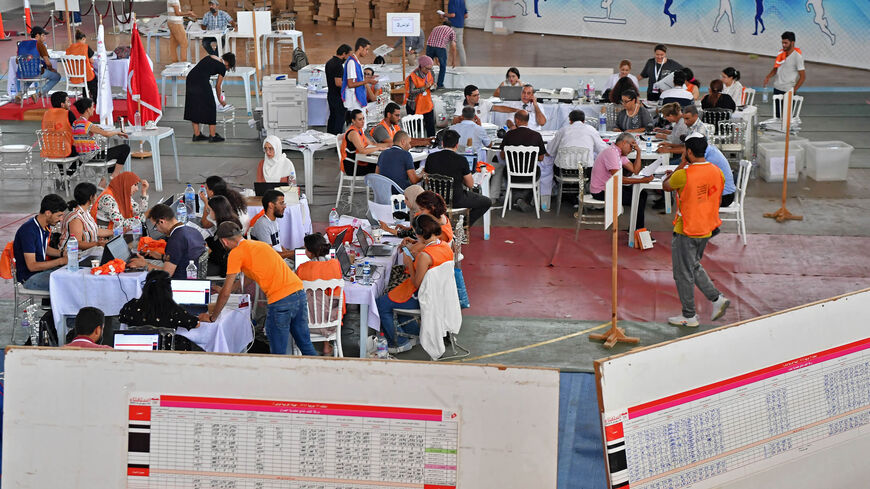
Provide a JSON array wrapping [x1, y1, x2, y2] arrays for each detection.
[[257, 135, 296, 183], [404, 55, 436, 137], [379, 184, 424, 237], [91, 171, 149, 231]]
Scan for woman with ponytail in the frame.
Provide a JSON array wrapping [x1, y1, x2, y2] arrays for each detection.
[[720, 67, 745, 105]]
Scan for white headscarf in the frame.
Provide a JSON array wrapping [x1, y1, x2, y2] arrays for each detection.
[[262, 135, 296, 182]]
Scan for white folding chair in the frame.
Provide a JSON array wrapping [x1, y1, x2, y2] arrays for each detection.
[[742, 87, 756, 106], [401, 114, 425, 138], [300, 278, 345, 357], [553, 146, 590, 216], [333, 133, 370, 214], [574, 171, 606, 240], [502, 145, 541, 219], [36, 129, 80, 196], [718, 159, 753, 245], [9, 256, 51, 344], [60, 55, 90, 99], [771, 94, 804, 124]]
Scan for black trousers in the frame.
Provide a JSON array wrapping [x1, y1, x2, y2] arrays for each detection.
[[86, 78, 98, 101], [327, 95, 346, 135], [105, 144, 131, 174], [453, 189, 492, 226], [593, 186, 648, 229], [720, 192, 735, 207]]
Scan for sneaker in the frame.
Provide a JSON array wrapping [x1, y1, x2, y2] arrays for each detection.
[[668, 314, 699, 327], [209, 133, 225, 142], [711, 295, 730, 321], [192, 134, 209, 142], [387, 337, 413, 354]]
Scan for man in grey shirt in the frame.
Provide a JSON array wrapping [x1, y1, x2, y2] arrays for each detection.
[[657, 105, 707, 161], [250, 190, 293, 259], [763, 31, 806, 117]]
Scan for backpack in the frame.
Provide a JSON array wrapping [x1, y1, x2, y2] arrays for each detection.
[[290, 47, 308, 72]]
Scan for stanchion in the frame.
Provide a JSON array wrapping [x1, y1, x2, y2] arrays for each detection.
[[763, 90, 803, 223]]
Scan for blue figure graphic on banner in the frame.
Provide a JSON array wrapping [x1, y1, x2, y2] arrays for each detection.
[[713, 0, 735, 33], [753, 0, 766, 35], [806, 0, 836, 45], [584, 0, 627, 24], [515, 0, 544, 17], [664, 0, 677, 26]]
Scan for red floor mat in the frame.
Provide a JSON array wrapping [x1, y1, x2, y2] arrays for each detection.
[[0, 99, 130, 121], [462, 227, 870, 324]]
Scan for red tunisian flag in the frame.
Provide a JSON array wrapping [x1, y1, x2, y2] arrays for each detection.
[[127, 22, 162, 124]]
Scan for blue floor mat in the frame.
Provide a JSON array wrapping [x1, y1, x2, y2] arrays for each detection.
[[558, 372, 607, 489]]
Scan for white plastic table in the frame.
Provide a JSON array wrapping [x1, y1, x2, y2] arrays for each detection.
[[125, 127, 181, 192], [261, 30, 305, 67], [627, 165, 676, 248], [224, 66, 260, 115], [187, 29, 228, 61], [145, 30, 170, 63], [282, 138, 337, 205], [161, 63, 192, 107]]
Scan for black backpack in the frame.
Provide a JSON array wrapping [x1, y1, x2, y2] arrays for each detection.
[[290, 47, 309, 72]]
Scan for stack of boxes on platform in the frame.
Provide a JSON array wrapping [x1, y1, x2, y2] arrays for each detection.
[[407, 0, 445, 32], [293, 0, 317, 24], [370, 0, 401, 29], [352, 0, 371, 27], [289, 0, 442, 27], [335, 0, 354, 26], [314, 0, 337, 24]]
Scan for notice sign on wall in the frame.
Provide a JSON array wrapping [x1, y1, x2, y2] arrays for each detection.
[[386, 12, 421, 37]]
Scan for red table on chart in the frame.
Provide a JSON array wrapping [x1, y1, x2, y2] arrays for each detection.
[[127, 394, 459, 489]]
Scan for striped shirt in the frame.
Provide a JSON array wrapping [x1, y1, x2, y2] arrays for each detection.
[[72, 119, 98, 153], [427, 25, 456, 48], [201, 9, 232, 31]]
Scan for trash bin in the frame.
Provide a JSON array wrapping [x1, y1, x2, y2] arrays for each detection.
[[804, 141, 853, 181], [757, 142, 804, 182]]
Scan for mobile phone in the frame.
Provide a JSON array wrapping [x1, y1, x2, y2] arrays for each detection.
[[402, 246, 414, 261]]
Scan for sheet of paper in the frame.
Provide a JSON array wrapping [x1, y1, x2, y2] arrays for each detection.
[[604, 172, 623, 230]]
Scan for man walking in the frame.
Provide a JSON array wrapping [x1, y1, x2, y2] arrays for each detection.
[[342, 38, 376, 125], [326, 44, 351, 134], [425, 22, 458, 89], [763, 31, 805, 117], [446, 0, 468, 66], [662, 134, 730, 327]]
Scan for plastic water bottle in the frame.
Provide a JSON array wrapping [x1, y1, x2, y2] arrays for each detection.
[[21, 308, 30, 339], [289, 171, 297, 187], [130, 218, 142, 248], [133, 112, 141, 132], [376, 332, 389, 359], [328, 208, 339, 228], [186, 260, 197, 279], [361, 261, 371, 285], [176, 200, 188, 224], [762, 88, 769, 103], [599, 114, 607, 135], [184, 184, 196, 217], [112, 217, 123, 237], [67, 236, 79, 271], [589, 79, 596, 100]]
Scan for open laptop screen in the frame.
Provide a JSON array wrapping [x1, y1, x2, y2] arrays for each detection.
[[171, 279, 211, 305], [114, 332, 161, 351]]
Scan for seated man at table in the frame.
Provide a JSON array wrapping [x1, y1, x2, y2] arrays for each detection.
[[28, 27, 62, 104], [376, 131, 421, 190], [449, 106, 491, 154], [250, 189, 294, 259], [369, 102, 432, 147], [497, 111, 546, 212], [204, 222, 317, 356], [425, 129, 492, 225], [492, 84, 547, 131], [589, 133, 653, 230], [12, 194, 68, 291], [451, 84, 493, 125], [659, 70, 694, 107], [657, 105, 707, 158], [546, 109, 607, 167], [200, 0, 234, 56], [63, 307, 112, 349], [129, 204, 206, 279]]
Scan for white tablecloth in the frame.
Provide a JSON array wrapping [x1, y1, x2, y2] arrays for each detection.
[[49, 268, 147, 334], [177, 294, 253, 353], [490, 102, 604, 131], [7, 56, 131, 95], [246, 196, 312, 250]]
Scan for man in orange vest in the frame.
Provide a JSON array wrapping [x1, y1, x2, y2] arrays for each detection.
[[662, 134, 730, 328], [404, 55, 436, 137], [369, 102, 402, 144]]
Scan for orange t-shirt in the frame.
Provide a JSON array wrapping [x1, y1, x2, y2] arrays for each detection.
[[388, 240, 454, 303], [227, 239, 302, 304], [296, 258, 346, 314], [65, 43, 95, 83]]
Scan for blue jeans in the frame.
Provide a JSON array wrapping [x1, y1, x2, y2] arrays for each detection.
[[39, 69, 61, 95], [265, 290, 317, 355], [376, 294, 420, 347], [426, 45, 448, 88], [22, 267, 57, 291]]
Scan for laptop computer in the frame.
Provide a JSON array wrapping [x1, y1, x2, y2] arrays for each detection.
[[254, 182, 285, 196], [294, 248, 309, 270], [357, 227, 393, 257], [144, 195, 176, 238], [330, 228, 348, 246], [335, 243, 379, 280], [500, 85, 523, 101], [171, 279, 211, 315], [113, 331, 163, 351]]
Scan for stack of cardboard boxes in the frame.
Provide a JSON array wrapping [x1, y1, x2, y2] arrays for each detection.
[[335, 0, 354, 26], [293, 0, 317, 24], [406, 0, 444, 33], [370, 0, 404, 30], [314, 0, 337, 24], [352, 0, 371, 27]]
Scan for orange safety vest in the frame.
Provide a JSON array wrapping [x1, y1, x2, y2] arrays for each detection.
[[41, 108, 74, 157], [65, 43, 95, 83], [339, 126, 367, 170], [404, 70, 434, 115], [388, 240, 453, 303], [674, 163, 723, 237], [369, 119, 400, 142], [295, 259, 346, 314]]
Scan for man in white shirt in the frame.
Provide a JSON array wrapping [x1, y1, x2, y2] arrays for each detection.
[[659, 70, 693, 106], [546, 110, 607, 164], [452, 84, 493, 124], [492, 84, 547, 130], [449, 106, 491, 153], [763, 31, 806, 117], [342, 38, 377, 125], [250, 190, 293, 259], [657, 105, 707, 156]]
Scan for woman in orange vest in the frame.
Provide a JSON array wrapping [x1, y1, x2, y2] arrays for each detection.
[[376, 214, 454, 353], [295, 233, 345, 356], [65, 30, 97, 101], [341, 109, 388, 177], [404, 56, 436, 137]]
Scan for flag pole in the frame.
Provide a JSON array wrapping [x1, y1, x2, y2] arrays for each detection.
[[64, 0, 71, 46], [129, 12, 152, 159]]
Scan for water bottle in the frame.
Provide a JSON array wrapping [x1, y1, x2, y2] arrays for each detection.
[[186, 260, 197, 279], [130, 218, 142, 248], [184, 184, 196, 217], [21, 308, 30, 340], [599, 114, 607, 135], [133, 111, 141, 132], [66, 236, 79, 271], [376, 332, 389, 358], [328, 208, 339, 228], [289, 171, 297, 187], [578, 79, 584, 97], [589, 79, 596, 100], [113, 217, 123, 237], [176, 200, 188, 224], [361, 261, 371, 285], [762, 88, 769, 103], [199, 184, 207, 213]]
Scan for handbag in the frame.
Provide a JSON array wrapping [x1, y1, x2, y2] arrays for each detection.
[[326, 225, 355, 244], [454, 267, 470, 309]]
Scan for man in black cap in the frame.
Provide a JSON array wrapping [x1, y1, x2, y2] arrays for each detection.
[[26, 27, 61, 103]]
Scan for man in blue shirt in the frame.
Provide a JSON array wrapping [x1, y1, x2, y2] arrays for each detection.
[[200, 0, 234, 56], [446, 0, 468, 66], [376, 131, 421, 190], [130, 204, 206, 279], [449, 106, 491, 153], [13, 194, 69, 291], [705, 143, 737, 207]]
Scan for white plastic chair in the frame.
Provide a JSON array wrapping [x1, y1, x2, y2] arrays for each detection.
[[553, 146, 590, 216], [333, 133, 370, 213], [771, 94, 803, 123], [574, 171, 606, 240], [719, 159, 753, 245], [302, 278, 345, 357], [502, 145, 541, 219], [36, 129, 80, 196], [60, 55, 90, 99], [9, 256, 51, 345], [401, 114, 425, 138], [742, 87, 756, 106]]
